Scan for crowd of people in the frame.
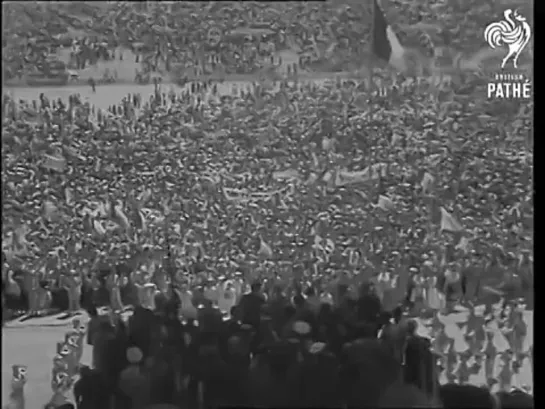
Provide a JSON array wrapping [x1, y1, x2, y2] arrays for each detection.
[[2, 72, 533, 309], [2, 2, 357, 78], [2, 64, 534, 407], [1, 1, 533, 407], [5, 269, 533, 408], [4, 0, 532, 83]]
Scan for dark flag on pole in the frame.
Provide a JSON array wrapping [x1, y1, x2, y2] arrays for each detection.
[[372, 0, 407, 71]]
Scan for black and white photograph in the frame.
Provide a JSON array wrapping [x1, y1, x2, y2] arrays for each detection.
[[2, 1, 533, 408]]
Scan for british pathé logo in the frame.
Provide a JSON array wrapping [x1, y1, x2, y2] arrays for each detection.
[[484, 9, 531, 69]]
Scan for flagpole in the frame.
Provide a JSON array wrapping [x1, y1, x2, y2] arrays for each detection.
[[368, 0, 375, 92]]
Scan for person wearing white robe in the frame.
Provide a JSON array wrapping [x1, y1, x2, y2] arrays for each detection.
[[218, 281, 237, 316], [426, 276, 446, 311]]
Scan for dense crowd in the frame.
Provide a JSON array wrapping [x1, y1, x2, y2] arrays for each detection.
[[1, 2, 534, 408], [2, 69, 534, 406], [3, 0, 534, 82], [2, 70, 533, 308]]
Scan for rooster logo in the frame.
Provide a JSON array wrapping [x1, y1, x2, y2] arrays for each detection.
[[484, 9, 532, 69]]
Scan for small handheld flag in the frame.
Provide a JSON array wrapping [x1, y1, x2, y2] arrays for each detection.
[[440, 207, 464, 232]]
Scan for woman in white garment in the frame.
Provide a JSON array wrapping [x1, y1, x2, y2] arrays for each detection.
[[426, 276, 446, 312], [218, 280, 237, 316]]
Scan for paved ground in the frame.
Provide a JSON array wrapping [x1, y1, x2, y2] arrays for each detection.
[[2, 306, 533, 407], [6, 48, 308, 87], [4, 79, 326, 111], [4, 49, 355, 107], [2, 326, 92, 407]]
